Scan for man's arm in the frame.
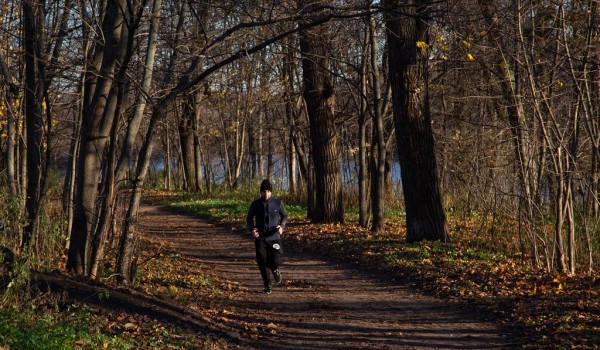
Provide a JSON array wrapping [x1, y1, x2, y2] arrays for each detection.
[[246, 202, 255, 233], [247, 202, 260, 238], [279, 200, 288, 230]]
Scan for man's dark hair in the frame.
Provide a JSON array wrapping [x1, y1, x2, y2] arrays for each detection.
[[260, 179, 273, 192]]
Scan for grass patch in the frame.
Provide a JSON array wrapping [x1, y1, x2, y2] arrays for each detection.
[[0, 305, 134, 349], [0, 301, 213, 350], [167, 197, 306, 226]]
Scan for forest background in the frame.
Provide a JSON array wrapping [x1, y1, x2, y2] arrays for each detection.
[[0, 0, 599, 348]]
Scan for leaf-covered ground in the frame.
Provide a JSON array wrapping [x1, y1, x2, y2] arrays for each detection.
[[135, 203, 511, 349], [154, 190, 600, 349], [280, 220, 600, 349]]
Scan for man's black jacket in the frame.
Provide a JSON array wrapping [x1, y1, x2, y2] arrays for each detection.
[[246, 197, 288, 240]]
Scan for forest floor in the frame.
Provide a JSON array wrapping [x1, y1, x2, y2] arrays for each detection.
[[65, 202, 516, 349], [20, 194, 600, 349]]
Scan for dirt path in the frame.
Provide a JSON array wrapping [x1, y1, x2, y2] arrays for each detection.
[[139, 204, 516, 349]]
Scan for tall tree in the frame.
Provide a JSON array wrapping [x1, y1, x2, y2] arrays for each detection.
[[298, 0, 344, 223], [22, 0, 46, 250], [67, 0, 130, 275], [368, 12, 393, 232], [384, 0, 449, 242], [356, 14, 372, 229]]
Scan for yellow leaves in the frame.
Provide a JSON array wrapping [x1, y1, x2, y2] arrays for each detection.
[[228, 120, 240, 133], [416, 41, 429, 49], [207, 127, 220, 137], [556, 80, 565, 88], [466, 53, 475, 62], [461, 40, 471, 49], [318, 223, 344, 234], [553, 274, 567, 291]]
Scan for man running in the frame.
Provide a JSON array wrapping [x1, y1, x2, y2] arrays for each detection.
[[246, 179, 288, 294]]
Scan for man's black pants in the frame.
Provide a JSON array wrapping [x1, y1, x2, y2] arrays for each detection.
[[255, 238, 283, 288]]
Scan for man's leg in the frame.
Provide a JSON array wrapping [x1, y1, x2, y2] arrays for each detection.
[[268, 240, 283, 283], [254, 239, 271, 291]]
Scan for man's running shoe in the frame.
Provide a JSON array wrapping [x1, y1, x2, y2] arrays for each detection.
[[272, 269, 282, 284]]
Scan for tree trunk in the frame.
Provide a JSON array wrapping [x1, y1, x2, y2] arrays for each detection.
[[385, 0, 449, 242], [298, 0, 344, 223], [192, 89, 204, 193], [266, 125, 273, 179], [258, 108, 265, 179], [232, 98, 248, 188], [90, 86, 122, 279], [164, 124, 172, 190], [6, 94, 18, 199], [0, 50, 20, 199], [369, 12, 386, 232], [358, 18, 370, 228], [63, 66, 86, 248], [115, 0, 162, 184], [248, 125, 258, 179], [23, 0, 46, 251], [284, 42, 302, 193], [554, 155, 568, 273], [67, 0, 127, 275], [204, 150, 212, 194], [179, 100, 196, 191]]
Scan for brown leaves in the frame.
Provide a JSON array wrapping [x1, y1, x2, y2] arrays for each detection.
[[281, 216, 600, 349]]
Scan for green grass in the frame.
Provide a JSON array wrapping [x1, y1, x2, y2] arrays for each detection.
[[169, 197, 306, 225], [0, 305, 133, 349], [0, 303, 203, 349]]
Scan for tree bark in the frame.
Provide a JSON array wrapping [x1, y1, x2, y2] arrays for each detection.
[[67, 0, 127, 275], [369, 12, 386, 232], [22, 0, 46, 251], [115, 0, 163, 184], [164, 123, 172, 190], [192, 89, 204, 193], [298, 0, 344, 223], [358, 18, 370, 228], [0, 50, 20, 199], [179, 100, 196, 191], [385, 0, 449, 242]]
